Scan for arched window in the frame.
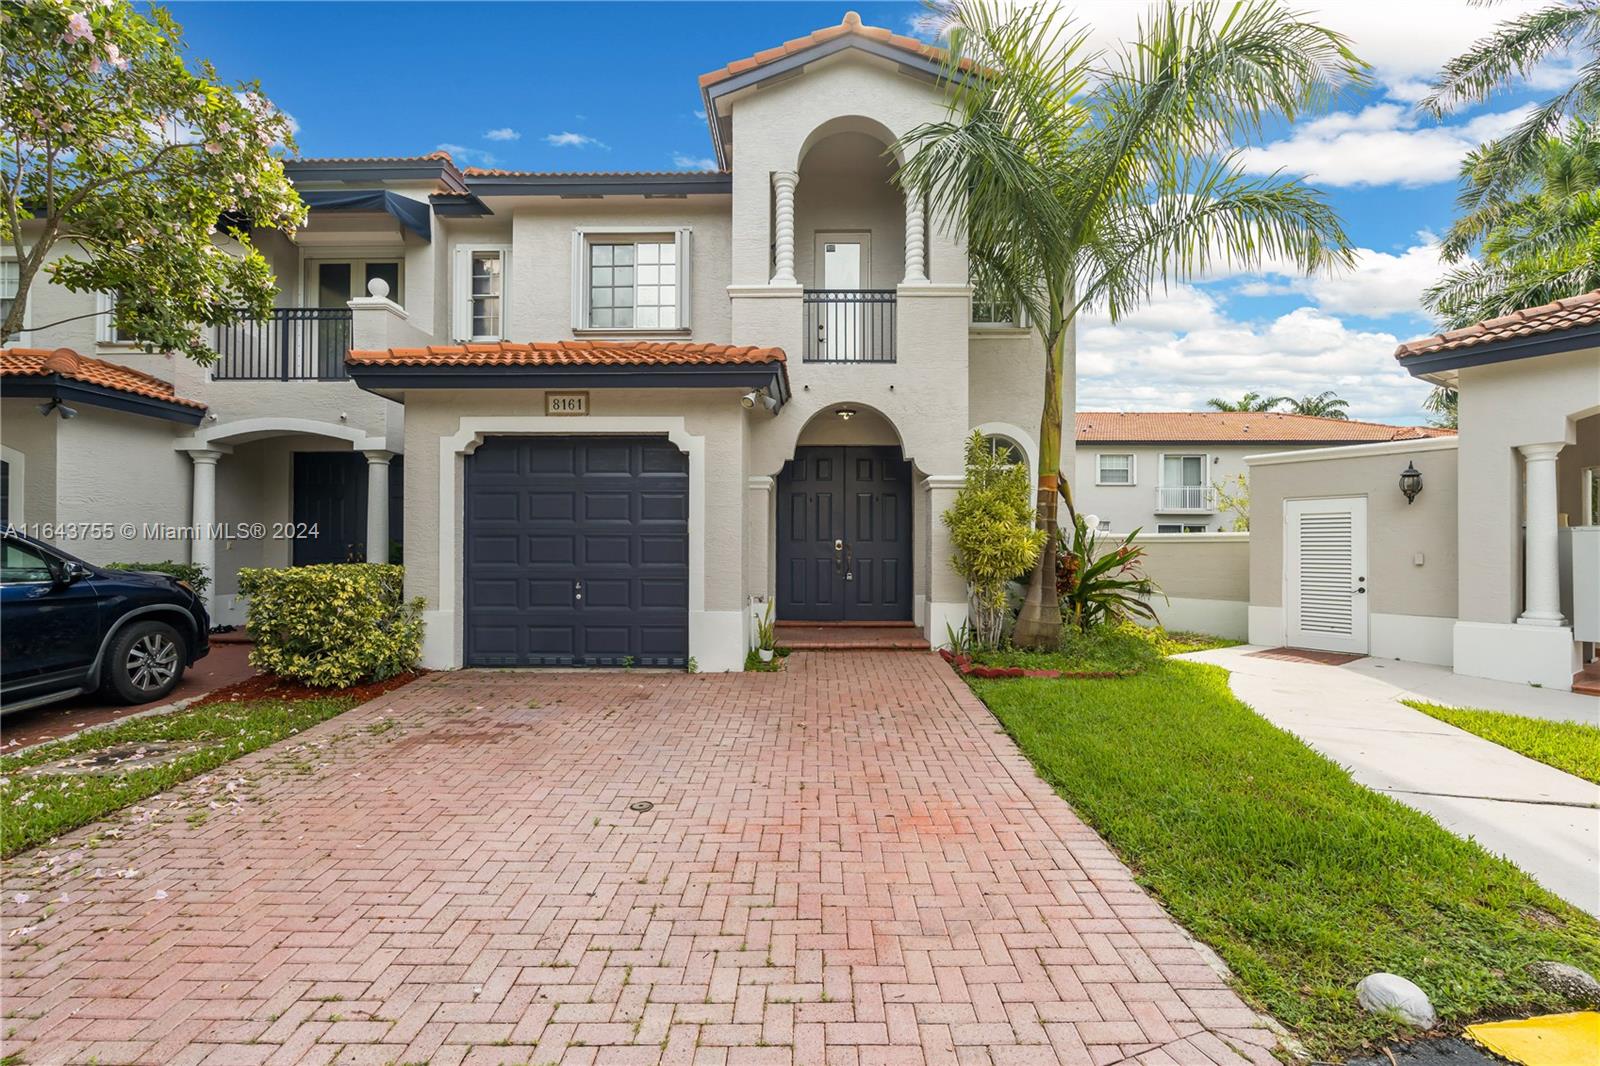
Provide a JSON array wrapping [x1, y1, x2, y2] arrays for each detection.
[[983, 434, 1025, 466]]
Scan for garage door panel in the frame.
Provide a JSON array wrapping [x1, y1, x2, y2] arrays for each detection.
[[465, 436, 689, 667]]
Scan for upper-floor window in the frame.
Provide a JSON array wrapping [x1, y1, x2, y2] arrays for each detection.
[[1097, 453, 1135, 485], [97, 292, 137, 346], [571, 229, 693, 333], [970, 269, 1022, 326], [1161, 454, 1206, 488], [452, 245, 509, 342], [0, 259, 19, 326]]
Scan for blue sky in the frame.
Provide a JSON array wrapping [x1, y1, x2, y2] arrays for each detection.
[[167, 1, 1571, 424]]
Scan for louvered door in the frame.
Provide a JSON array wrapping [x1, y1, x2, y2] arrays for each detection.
[[1285, 497, 1368, 654]]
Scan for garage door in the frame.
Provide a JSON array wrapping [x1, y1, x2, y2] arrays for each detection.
[[464, 436, 689, 667]]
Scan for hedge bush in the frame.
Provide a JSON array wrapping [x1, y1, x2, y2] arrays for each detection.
[[105, 560, 210, 600], [238, 564, 424, 688]]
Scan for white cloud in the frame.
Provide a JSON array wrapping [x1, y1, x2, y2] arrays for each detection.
[[436, 142, 497, 166], [1238, 103, 1531, 187], [483, 127, 520, 142], [1220, 237, 1450, 318], [545, 131, 607, 149], [1075, 285, 1434, 423], [672, 153, 719, 172], [692, 108, 707, 121]]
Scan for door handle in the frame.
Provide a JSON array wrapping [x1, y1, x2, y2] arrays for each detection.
[[574, 579, 583, 602], [844, 542, 854, 582]]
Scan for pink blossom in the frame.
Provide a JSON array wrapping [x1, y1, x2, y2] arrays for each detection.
[[106, 43, 128, 70], [64, 12, 94, 45], [88, 58, 102, 75], [204, 142, 222, 155]]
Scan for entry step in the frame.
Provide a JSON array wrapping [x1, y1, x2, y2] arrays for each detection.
[[775, 622, 930, 651]]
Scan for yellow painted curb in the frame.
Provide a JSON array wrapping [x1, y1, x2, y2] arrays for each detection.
[[1465, 1011, 1600, 1066]]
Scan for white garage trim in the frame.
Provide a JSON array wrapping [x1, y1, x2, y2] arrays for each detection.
[[431, 416, 720, 670]]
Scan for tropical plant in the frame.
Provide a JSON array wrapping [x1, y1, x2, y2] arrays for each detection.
[[1283, 390, 1350, 419], [1, 0, 305, 357], [1213, 473, 1250, 531], [237, 564, 424, 687], [1054, 518, 1164, 633], [1421, 0, 1600, 214], [943, 430, 1047, 649], [896, 0, 1362, 646], [105, 559, 210, 601], [1423, 385, 1460, 429], [1424, 118, 1600, 327], [754, 600, 777, 652], [1206, 391, 1289, 412]]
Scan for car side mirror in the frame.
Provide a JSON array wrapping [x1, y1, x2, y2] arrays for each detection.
[[51, 560, 91, 589]]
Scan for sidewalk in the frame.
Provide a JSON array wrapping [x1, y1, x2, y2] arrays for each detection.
[[1182, 646, 1600, 916]]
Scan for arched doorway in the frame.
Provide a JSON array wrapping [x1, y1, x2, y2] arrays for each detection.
[[776, 406, 913, 621]]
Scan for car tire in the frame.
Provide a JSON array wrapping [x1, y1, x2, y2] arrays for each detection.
[[101, 620, 187, 705]]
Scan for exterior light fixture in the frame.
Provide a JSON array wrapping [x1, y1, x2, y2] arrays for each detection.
[[835, 406, 857, 421], [1399, 461, 1422, 504], [36, 398, 78, 419]]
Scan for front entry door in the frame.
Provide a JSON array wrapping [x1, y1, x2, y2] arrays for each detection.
[[1285, 496, 1369, 654], [777, 446, 911, 621], [293, 452, 368, 565]]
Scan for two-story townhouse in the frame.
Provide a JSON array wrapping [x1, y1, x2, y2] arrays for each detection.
[[1, 12, 1055, 672], [1074, 411, 1453, 534]]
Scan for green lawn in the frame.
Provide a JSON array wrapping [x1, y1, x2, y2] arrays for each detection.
[[0, 696, 356, 856], [971, 660, 1600, 1058], [972, 624, 1239, 675], [1404, 700, 1600, 784]]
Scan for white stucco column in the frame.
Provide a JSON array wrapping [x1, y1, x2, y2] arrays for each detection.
[[1518, 442, 1566, 625], [771, 170, 799, 286], [188, 449, 223, 586], [923, 474, 968, 644], [903, 192, 927, 284], [364, 450, 393, 565]]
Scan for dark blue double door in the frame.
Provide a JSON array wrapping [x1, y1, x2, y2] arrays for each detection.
[[777, 446, 912, 621], [463, 436, 689, 667], [292, 452, 403, 565]]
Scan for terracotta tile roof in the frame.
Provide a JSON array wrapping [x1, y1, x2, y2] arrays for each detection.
[[293, 151, 458, 166], [1395, 290, 1600, 359], [699, 10, 974, 88], [347, 340, 786, 369], [1075, 411, 1452, 443], [1, 347, 206, 410], [462, 167, 730, 178]]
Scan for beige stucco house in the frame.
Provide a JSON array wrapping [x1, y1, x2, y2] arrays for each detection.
[[1247, 291, 1600, 693], [1, 13, 1054, 673]]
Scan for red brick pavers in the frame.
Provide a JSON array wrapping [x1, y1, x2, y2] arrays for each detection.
[[2, 652, 1278, 1065]]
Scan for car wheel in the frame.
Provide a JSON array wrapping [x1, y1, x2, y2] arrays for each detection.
[[102, 621, 187, 704]]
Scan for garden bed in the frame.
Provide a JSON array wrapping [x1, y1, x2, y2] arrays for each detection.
[[968, 660, 1600, 1058]]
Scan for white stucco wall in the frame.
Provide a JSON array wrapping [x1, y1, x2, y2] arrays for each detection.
[[51, 408, 192, 567]]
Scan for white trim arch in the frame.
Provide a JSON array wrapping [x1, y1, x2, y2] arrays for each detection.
[[973, 421, 1039, 486], [793, 114, 907, 172], [174, 417, 393, 453]]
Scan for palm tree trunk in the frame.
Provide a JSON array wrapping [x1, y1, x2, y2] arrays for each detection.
[[1012, 318, 1067, 648]]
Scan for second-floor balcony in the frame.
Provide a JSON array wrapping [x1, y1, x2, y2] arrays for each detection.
[[1155, 485, 1216, 513], [803, 289, 896, 363], [213, 308, 353, 381]]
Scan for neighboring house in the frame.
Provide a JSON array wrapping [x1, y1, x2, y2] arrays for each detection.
[[1074, 412, 1450, 534], [0, 13, 1052, 673], [1248, 290, 1600, 693]]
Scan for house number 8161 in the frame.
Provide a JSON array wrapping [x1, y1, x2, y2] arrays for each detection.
[[546, 392, 589, 416]]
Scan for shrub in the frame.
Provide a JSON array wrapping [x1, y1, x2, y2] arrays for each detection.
[[237, 564, 424, 688], [105, 560, 210, 600], [943, 431, 1046, 648], [1055, 518, 1163, 632]]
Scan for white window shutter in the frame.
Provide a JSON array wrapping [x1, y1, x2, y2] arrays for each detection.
[[676, 228, 693, 331], [450, 248, 468, 341], [96, 292, 115, 344], [571, 230, 586, 330]]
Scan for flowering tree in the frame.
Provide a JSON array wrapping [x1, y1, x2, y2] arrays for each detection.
[[1, 0, 306, 361]]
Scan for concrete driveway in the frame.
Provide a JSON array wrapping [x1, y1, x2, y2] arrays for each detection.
[[1, 652, 1275, 1066], [1185, 646, 1600, 917]]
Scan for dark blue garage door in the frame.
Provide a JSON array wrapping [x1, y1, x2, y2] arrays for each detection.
[[464, 436, 689, 667]]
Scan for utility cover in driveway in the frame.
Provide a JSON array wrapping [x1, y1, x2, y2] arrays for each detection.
[[464, 435, 688, 666]]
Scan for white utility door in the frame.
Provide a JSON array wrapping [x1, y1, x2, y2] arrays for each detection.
[[1284, 496, 1369, 654], [816, 233, 869, 361]]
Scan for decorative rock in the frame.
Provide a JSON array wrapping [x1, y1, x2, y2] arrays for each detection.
[[1356, 973, 1437, 1028], [1528, 961, 1600, 1007]]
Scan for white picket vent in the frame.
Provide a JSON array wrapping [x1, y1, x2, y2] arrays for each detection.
[[1285, 497, 1368, 654]]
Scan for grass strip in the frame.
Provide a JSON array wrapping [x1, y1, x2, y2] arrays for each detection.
[[971, 660, 1600, 1058], [1, 696, 355, 856], [1403, 700, 1600, 785]]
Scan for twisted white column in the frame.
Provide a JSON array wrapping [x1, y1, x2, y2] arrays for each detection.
[[772, 170, 799, 286], [1518, 442, 1567, 625], [903, 192, 927, 284]]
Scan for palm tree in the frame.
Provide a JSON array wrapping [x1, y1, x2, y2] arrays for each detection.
[[1284, 391, 1350, 419], [1423, 386, 1459, 430], [1206, 391, 1289, 413], [896, 0, 1362, 646], [1421, 1, 1600, 240], [1424, 118, 1600, 327]]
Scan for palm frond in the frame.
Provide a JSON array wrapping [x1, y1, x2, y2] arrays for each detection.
[[1419, 1, 1596, 117]]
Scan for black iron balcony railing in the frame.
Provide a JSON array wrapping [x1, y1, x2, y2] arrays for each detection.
[[803, 289, 896, 363], [212, 308, 354, 381]]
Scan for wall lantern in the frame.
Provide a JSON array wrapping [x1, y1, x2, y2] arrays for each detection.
[[1399, 461, 1423, 504]]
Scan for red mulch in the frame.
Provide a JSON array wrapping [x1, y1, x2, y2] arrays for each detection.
[[190, 669, 427, 709], [939, 648, 1131, 680]]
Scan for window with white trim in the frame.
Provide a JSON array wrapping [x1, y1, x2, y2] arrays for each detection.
[[1157, 524, 1208, 533], [982, 434, 1025, 467], [452, 245, 510, 342], [571, 229, 693, 332], [96, 292, 136, 345], [1096, 453, 1135, 485], [0, 259, 19, 328], [969, 264, 1022, 325]]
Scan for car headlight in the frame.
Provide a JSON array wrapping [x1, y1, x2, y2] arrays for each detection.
[[175, 579, 194, 593]]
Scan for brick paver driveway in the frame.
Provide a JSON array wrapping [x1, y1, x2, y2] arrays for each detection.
[[3, 652, 1275, 1066]]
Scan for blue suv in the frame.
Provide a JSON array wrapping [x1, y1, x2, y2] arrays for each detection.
[[1, 530, 210, 713]]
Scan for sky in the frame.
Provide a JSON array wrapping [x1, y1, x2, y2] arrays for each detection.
[[163, 0, 1576, 425]]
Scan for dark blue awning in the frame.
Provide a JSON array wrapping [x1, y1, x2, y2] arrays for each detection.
[[298, 189, 431, 241]]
